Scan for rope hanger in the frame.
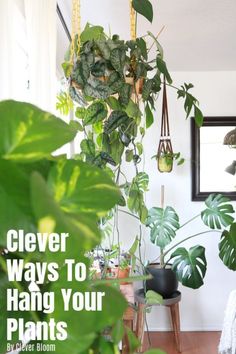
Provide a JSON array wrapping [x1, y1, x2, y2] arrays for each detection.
[[157, 79, 173, 173], [70, 0, 137, 63]]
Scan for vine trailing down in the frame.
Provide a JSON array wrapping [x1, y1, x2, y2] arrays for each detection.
[[57, 21, 204, 262]]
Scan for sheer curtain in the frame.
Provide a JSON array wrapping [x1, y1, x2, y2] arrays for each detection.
[[0, 0, 57, 113], [0, 0, 29, 101], [24, 0, 57, 113]]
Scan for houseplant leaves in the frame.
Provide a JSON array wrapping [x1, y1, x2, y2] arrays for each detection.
[[132, 0, 153, 23], [171, 245, 207, 289], [146, 206, 180, 248], [201, 194, 235, 229], [47, 159, 121, 215], [219, 223, 236, 270], [0, 100, 78, 162], [83, 101, 108, 126]]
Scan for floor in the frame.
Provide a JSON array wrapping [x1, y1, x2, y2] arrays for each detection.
[[142, 331, 221, 354]]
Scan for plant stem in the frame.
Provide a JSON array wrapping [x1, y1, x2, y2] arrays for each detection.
[[163, 230, 222, 259], [163, 82, 180, 91], [178, 213, 201, 230], [118, 209, 140, 220]]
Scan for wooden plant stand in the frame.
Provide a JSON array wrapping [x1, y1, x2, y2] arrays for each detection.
[[135, 289, 182, 353]]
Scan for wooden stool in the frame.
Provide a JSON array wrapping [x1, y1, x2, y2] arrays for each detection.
[[120, 284, 135, 354], [135, 289, 182, 353]]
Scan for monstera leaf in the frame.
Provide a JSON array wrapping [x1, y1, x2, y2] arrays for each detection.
[[171, 246, 207, 289], [146, 206, 180, 248], [219, 223, 236, 271], [201, 194, 235, 229]]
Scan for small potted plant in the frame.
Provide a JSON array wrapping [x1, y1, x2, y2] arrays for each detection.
[[145, 193, 236, 297]]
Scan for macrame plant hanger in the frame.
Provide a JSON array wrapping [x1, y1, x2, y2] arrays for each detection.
[[157, 79, 173, 173], [130, 0, 137, 40], [70, 0, 81, 64]]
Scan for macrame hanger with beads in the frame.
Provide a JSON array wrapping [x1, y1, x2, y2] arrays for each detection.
[[157, 79, 173, 173], [130, 0, 137, 40], [70, 0, 81, 64]]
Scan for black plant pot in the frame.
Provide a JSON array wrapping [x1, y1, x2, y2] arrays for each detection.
[[145, 263, 178, 298]]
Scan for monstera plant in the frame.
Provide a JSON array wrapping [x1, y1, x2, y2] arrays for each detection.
[[146, 193, 236, 290]]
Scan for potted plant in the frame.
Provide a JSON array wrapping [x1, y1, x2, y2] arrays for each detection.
[[145, 193, 236, 297], [58, 17, 204, 276]]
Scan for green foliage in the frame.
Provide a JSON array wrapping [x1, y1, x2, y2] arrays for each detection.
[[132, 0, 153, 23], [145, 102, 154, 128], [127, 173, 149, 223], [80, 23, 105, 43], [156, 57, 172, 84], [0, 100, 78, 162], [201, 194, 235, 229], [0, 100, 129, 354], [177, 83, 204, 127], [104, 111, 129, 134], [47, 159, 121, 215], [56, 91, 73, 115], [146, 206, 180, 248], [144, 349, 167, 354], [83, 101, 108, 126], [219, 223, 236, 270], [171, 246, 207, 289], [145, 290, 163, 305]]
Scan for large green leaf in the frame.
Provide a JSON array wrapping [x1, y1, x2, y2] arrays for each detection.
[[110, 48, 126, 75], [219, 223, 236, 270], [119, 83, 132, 107], [132, 0, 153, 23], [145, 102, 154, 128], [146, 206, 180, 248], [107, 72, 124, 93], [104, 111, 129, 134], [72, 59, 90, 86], [47, 159, 121, 215], [96, 40, 111, 60], [0, 159, 37, 246], [83, 102, 108, 126], [0, 272, 34, 353], [0, 100, 78, 162], [80, 23, 105, 43], [50, 268, 127, 351], [109, 131, 124, 165], [133, 172, 149, 192], [171, 246, 207, 289], [30, 171, 101, 262], [201, 194, 235, 229], [156, 57, 172, 84], [84, 78, 113, 99]]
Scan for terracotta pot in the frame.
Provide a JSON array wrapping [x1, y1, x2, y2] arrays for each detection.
[[106, 266, 130, 285]]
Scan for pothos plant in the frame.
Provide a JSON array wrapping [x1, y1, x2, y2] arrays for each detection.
[[58, 17, 204, 267], [0, 100, 166, 354], [146, 193, 236, 289]]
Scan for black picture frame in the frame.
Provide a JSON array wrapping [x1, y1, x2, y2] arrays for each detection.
[[191, 116, 236, 201]]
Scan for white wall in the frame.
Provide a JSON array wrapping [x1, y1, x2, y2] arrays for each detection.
[[118, 71, 236, 331]]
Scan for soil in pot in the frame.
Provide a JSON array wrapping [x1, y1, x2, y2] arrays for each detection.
[[145, 263, 178, 298]]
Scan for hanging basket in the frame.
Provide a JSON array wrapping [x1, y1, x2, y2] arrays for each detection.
[[157, 138, 173, 173], [157, 80, 174, 173]]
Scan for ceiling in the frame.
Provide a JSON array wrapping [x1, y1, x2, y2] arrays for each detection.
[[57, 0, 236, 73]]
